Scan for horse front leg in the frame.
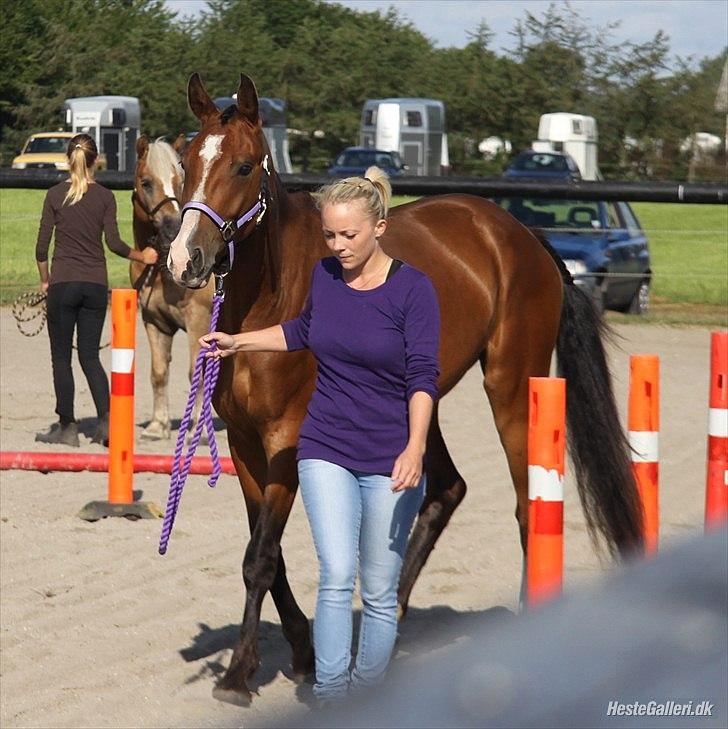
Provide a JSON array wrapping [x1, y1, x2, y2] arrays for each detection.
[[140, 322, 173, 440], [214, 435, 311, 705]]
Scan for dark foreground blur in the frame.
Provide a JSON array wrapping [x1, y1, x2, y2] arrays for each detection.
[[265, 527, 727, 729]]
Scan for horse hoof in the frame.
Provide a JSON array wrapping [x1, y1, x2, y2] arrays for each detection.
[[141, 424, 170, 441], [212, 686, 252, 706]]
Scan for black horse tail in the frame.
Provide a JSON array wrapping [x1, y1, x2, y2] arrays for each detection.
[[532, 229, 645, 559]]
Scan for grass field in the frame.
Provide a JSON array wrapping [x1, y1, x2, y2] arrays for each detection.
[[1, 189, 726, 318]]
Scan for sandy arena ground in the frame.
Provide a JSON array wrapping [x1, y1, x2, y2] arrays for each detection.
[[0, 306, 716, 728]]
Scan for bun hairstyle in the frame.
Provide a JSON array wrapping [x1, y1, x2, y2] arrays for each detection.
[[64, 133, 98, 205], [316, 165, 393, 220]]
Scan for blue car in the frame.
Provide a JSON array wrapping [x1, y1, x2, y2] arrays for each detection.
[[494, 196, 652, 314], [504, 150, 582, 182], [328, 147, 407, 177]]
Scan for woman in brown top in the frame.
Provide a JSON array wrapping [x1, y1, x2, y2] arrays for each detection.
[[35, 133, 157, 447]]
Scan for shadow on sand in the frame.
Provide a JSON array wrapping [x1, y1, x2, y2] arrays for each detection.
[[178, 604, 516, 706]]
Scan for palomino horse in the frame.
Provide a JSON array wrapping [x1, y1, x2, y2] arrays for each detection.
[[131, 136, 214, 440], [167, 73, 644, 705]]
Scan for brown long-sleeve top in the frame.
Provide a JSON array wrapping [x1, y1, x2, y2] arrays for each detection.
[[36, 181, 133, 286]]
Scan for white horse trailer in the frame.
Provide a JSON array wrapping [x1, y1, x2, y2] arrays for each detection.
[[213, 96, 293, 173], [532, 113, 599, 180], [63, 96, 140, 172], [360, 98, 449, 176]]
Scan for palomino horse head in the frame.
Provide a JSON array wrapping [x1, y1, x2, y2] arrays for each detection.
[[167, 73, 271, 288], [133, 135, 185, 259]]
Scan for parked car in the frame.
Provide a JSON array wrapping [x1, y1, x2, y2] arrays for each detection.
[[328, 147, 407, 177], [493, 196, 651, 314], [504, 150, 581, 181], [12, 131, 107, 170]]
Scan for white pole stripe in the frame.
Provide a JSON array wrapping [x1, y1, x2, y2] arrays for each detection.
[[724, 470, 728, 486], [111, 348, 135, 374], [528, 465, 564, 501], [708, 408, 728, 438], [628, 431, 659, 463]]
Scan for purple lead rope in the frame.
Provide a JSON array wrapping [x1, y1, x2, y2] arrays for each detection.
[[158, 284, 225, 555]]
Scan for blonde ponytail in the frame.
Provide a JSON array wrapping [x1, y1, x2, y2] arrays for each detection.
[[316, 165, 393, 220], [63, 134, 98, 205]]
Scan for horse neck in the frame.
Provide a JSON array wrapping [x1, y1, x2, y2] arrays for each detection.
[[132, 211, 155, 250], [222, 172, 324, 329]]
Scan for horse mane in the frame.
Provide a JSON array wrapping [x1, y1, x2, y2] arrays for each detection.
[[220, 105, 237, 125], [145, 138, 180, 179]]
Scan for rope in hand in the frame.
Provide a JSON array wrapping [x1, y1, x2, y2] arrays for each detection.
[[11, 289, 113, 349], [158, 278, 225, 555], [12, 291, 47, 337]]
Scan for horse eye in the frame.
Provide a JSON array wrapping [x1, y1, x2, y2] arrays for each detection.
[[141, 179, 153, 190], [238, 163, 253, 177]]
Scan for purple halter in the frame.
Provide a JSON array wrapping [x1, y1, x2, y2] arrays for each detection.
[[180, 154, 269, 272]]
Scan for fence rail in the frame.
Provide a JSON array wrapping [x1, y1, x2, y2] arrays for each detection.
[[1, 169, 726, 204]]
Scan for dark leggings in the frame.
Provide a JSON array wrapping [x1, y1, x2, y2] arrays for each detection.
[[46, 281, 109, 424]]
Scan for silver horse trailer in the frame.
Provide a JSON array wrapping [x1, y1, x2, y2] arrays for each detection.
[[360, 98, 449, 176], [213, 96, 293, 173], [63, 96, 140, 171]]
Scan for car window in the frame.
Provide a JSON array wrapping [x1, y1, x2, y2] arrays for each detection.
[[606, 203, 621, 231], [374, 153, 394, 167], [25, 137, 70, 154], [339, 151, 375, 167], [512, 153, 568, 172], [495, 198, 601, 231], [617, 203, 642, 237]]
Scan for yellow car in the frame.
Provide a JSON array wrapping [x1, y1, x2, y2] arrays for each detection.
[[12, 132, 107, 170]]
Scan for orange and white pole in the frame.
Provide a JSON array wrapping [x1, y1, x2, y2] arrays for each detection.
[[108, 289, 137, 505], [628, 355, 660, 555], [705, 331, 728, 529], [527, 377, 566, 607]]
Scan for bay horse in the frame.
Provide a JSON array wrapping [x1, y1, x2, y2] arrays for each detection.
[[131, 136, 214, 440], [167, 73, 644, 705]]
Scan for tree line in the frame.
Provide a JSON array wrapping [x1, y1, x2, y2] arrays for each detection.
[[1, 0, 725, 180]]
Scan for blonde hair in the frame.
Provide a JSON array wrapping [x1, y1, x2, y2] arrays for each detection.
[[316, 165, 392, 220], [64, 133, 97, 205]]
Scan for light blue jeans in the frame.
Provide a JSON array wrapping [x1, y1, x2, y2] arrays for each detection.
[[298, 458, 425, 700]]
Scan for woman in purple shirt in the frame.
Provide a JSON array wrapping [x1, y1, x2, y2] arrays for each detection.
[[201, 166, 440, 702]]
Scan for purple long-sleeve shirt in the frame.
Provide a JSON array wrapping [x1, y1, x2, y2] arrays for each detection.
[[282, 257, 440, 475]]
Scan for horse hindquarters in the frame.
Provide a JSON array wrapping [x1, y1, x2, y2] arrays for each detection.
[[556, 283, 644, 557]]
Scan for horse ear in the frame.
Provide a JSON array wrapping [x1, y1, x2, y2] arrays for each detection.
[[188, 72, 218, 123], [236, 73, 259, 125], [172, 133, 186, 155], [136, 134, 149, 159]]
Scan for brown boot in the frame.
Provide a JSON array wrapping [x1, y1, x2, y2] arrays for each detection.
[[91, 413, 109, 447], [35, 421, 80, 447]]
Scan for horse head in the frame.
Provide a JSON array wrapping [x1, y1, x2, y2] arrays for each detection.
[[167, 73, 271, 289], [133, 135, 185, 259]]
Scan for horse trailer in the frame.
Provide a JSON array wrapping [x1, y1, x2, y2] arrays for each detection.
[[212, 96, 293, 174], [531, 113, 599, 180], [360, 98, 449, 176], [63, 96, 141, 172]]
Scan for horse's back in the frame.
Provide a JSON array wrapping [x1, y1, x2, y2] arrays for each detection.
[[383, 194, 563, 354], [387, 193, 557, 276]]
